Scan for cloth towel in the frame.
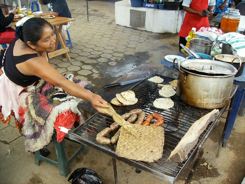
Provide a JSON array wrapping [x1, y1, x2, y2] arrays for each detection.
[[217, 32, 245, 57]]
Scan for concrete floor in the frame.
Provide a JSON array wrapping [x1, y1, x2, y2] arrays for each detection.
[[0, 0, 245, 184]]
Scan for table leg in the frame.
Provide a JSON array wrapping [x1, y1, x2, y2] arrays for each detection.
[[48, 25, 71, 61], [185, 148, 204, 184], [222, 87, 244, 147], [112, 157, 118, 184], [238, 92, 245, 116]]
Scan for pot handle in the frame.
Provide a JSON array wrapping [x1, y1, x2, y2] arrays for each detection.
[[231, 56, 242, 74], [173, 58, 185, 75]]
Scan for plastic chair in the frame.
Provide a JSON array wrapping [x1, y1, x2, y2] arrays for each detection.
[[30, 1, 40, 12], [1, 44, 7, 49], [57, 29, 73, 49]]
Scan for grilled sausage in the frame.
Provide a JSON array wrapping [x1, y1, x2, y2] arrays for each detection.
[[150, 119, 164, 126], [141, 114, 153, 126], [127, 114, 137, 123], [129, 109, 142, 115], [135, 111, 146, 125], [96, 127, 111, 144], [122, 113, 131, 119], [111, 128, 121, 144], [152, 113, 164, 120], [110, 113, 131, 131]]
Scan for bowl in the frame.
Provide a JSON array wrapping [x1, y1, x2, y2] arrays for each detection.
[[33, 11, 43, 16], [187, 53, 213, 59]]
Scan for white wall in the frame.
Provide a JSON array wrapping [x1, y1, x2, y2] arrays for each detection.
[[115, 0, 185, 33]]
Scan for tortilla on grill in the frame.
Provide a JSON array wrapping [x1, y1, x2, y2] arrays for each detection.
[[121, 90, 136, 102], [159, 85, 176, 97], [153, 98, 174, 109], [116, 93, 138, 106], [148, 76, 164, 83], [111, 97, 123, 106], [169, 79, 178, 88]]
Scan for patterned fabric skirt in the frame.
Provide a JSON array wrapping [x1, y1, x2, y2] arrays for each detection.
[[0, 71, 94, 151]]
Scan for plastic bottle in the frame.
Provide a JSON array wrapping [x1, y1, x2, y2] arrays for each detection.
[[181, 27, 196, 55], [12, 1, 17, 9], [192, 28, 196, 38], [186, 27, 196, 48]]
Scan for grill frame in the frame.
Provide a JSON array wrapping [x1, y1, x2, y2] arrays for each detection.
[[69, 74, 230, 184]]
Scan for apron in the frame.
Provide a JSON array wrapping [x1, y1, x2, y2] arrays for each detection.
[[178, 0, 209, 38]]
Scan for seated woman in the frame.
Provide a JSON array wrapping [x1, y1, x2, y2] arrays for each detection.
[[0, 1, 17, 44], [0, 18, 108, 153]]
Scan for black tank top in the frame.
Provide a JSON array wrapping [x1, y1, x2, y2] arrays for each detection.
[[4, 39, 40, 87]]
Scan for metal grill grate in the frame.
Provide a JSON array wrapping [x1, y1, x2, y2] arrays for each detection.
[[69, 74, 227, 183]]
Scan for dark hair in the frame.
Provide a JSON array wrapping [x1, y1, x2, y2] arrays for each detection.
[[16, 18, 53, 46]]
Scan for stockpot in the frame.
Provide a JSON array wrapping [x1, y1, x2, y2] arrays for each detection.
[[173, 59, 239, 109]]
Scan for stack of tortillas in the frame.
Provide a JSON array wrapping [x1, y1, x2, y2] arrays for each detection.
[[153, 80, 178, 110], [111, 90, 138, 106]]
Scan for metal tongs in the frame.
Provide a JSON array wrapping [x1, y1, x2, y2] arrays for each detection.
[[180, 43, 202, 59]]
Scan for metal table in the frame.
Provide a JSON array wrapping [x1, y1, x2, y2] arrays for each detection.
[[69, 64, 235, 184]]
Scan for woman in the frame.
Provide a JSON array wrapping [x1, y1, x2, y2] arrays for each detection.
[[38, 0, 72, 49], [178, 0, 215, 51], [0, 17, 108, 132], [0, 0, 17, 44]]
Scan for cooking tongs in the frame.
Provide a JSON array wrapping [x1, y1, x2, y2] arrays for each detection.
[[180, 43, 202, 59]]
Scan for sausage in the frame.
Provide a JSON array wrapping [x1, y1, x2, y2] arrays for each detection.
[[111, 128, 121, 144], [135, 111, 146, 125], [127, 114, 137, 123], [96, 127, 111, 144], [96, 136, 111, 144], [129, 109, 142, 115], [110, 123, 120, 131], [121, 113, 131, 119], [141, 114, 153, 126], [110, 113, 131, 131], [150, 119, 164, 126], [152, 112, 164, 120]]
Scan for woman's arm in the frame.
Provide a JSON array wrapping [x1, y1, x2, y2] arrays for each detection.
[[183, 6, 204, 17], [18, 57, 108, 113]]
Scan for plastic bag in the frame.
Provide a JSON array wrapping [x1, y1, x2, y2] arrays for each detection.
[[54, 110, 76, 143], [68, 168, 103, 184]]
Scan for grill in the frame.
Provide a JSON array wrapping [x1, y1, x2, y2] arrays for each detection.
[[69, 73, 229, 184]]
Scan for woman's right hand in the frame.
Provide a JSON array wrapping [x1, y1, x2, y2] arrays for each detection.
[[89, 93, 109, 114]]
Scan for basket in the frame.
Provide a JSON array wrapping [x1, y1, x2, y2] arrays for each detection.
[[143, 3, 158, 8], [164, 0, 182, 10], [131, 0, 143, 7]]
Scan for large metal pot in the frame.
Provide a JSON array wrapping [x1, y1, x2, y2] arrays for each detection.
[[189, 38, 213, 55], [173, 59, 238, 109]]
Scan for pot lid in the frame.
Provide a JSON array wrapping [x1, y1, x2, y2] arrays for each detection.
[[180, 59, 238, 75]]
